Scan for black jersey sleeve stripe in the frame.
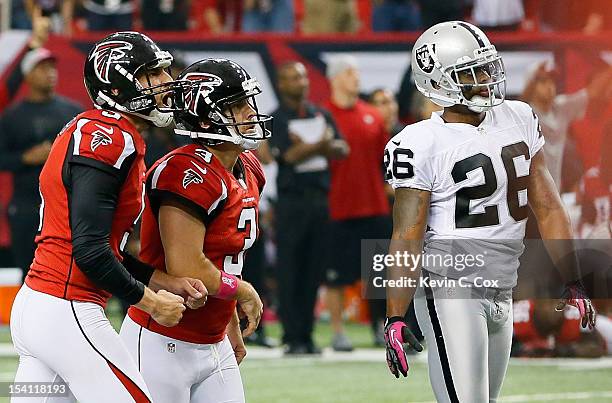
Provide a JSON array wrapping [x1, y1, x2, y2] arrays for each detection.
[[423, 272, 460, 403]]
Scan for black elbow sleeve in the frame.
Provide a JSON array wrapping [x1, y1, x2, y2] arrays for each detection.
[[69, 162, 146, 306], [73, 238, 145, 305], [120, 251, 155, 286]]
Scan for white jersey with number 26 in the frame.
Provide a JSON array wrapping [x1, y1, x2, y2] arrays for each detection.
[[384, 100, 545, 288]]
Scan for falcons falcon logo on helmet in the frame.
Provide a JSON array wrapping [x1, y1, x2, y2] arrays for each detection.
[[182, 73, 223, 116], [90, 124, 114, 151], [89, 41, 133, 84]]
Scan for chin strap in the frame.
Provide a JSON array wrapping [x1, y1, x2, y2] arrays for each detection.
[[174, 124, 264, 150], [131, 109, 174, 127], [467, 104, 493, 113], [96, 91, 174, 128]]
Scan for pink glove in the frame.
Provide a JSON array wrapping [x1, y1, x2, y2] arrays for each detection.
[[556, 281, 596, 329], [384, 317, 423, 378]]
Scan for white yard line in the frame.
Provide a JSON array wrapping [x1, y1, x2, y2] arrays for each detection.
[[242, 347, 612, 369], [412, 391, 612, 403], [1, 342, 611, 370], [499, 391, 612, 402]]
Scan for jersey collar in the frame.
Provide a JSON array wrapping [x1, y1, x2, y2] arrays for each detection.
[[430, 110, 492, 131]]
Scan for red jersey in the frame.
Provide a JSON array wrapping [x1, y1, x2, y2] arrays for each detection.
[[324, 100, 390, 221], [128, 144, 265, 344], [513, 300, 582, 351], [26, 109, 146, 307]]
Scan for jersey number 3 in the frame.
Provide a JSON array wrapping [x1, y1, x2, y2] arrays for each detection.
[[223, 207, 257, 275]]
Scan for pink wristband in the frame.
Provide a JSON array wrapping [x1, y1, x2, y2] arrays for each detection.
[[216, 271, 239, 300]]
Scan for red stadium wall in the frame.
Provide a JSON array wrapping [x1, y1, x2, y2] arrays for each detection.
[[0, 32, 610, 250], [11, 32, 612, 169], [2, 31, 611, 111]]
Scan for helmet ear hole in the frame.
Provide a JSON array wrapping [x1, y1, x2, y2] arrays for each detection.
[[430, 80, 441, 90], [111, 88, 120, 96]]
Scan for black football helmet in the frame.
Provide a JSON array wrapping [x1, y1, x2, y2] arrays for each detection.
[[173, 58, 272, 149], [84, 31, 186, 127]]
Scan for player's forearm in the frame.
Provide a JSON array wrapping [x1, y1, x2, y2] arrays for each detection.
[[73, 239, 145, 304], [386, 188, 430, 317], [536, 198, 583, 283], [386, 238, 422, 317], [166, 253, 222, 292], [148, 270, 176, 292], [134, 286, 159, 315], [529, 152, 581, 283], [536, 205, 573, 241], [121, 251, 155, 286], [166, 253, 252, 300]]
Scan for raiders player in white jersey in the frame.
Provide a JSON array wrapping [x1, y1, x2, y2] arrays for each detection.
[[382, 21, 596, 403]]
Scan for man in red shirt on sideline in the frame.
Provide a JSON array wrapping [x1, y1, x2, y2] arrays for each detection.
[[324, 55, 391, 351]]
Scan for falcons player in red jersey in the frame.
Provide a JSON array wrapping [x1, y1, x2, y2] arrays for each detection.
[[120, 58, 271, 403], [10, 32, 207, 403]]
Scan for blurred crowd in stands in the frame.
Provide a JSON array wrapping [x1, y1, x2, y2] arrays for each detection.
[[1, 0, 611, 356], [8, 0, 612, 35]]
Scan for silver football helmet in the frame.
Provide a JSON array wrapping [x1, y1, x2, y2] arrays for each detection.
[[411, 21, 506, 113]]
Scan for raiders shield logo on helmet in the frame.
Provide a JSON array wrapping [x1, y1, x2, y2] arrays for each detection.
[[89, 41, 133, 84], [182, 73, 223, 116], [415, 44, 435, 74]]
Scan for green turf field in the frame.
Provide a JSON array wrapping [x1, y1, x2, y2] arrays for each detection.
[[0, 353, 610, 402], [0, 305, 610, 402]]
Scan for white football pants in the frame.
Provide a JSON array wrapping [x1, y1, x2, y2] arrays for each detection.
[[414, 271, 513, 403], [120, 315, 245, 403], [10, 284, 152, 403]]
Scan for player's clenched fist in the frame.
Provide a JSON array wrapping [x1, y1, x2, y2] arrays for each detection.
[[152, 290, 187, 327], [237, 283, 263, 338], [137, 288, 186, 327], [166, 276, 208, 310]]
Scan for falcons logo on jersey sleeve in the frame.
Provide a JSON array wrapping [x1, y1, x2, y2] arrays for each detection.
[[182, 73, 222, 116], [90, 124, 114, 151], [89, 41, 133, 84], [182, 162, 208, 189]]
